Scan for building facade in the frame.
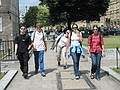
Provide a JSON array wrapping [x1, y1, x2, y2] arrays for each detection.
[[100, 0, 120, 27], [0, 0, 19, 41]]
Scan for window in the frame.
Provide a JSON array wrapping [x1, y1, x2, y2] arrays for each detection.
[[0, 17, 2, 32]]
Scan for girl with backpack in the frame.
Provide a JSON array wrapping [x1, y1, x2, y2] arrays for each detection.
[[87, 25, 106, 80]]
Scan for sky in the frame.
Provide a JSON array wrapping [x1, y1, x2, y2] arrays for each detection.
[[19, 0, 40, 11]]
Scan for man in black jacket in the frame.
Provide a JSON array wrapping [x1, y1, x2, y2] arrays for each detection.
[[14, 26, 32, 79]]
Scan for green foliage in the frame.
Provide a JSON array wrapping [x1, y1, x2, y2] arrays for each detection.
[[37, 6, 51, 26], [40, 0, 110, 27], [23, 6, 39, 28], [23, 6, 51, 27]]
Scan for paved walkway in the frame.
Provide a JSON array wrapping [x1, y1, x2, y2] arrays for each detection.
[[1, 41, 120, 90]]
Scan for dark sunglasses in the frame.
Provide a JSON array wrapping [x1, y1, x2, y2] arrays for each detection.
[[66, 32, 69, 34]]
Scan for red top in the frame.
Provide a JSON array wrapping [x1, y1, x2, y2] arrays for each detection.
[[88, 33, 104, 52]]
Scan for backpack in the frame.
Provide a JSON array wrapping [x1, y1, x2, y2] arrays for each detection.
[[32, 30, 45, 42], [55, 33, 64, 46], [90, 33, 102, 49]]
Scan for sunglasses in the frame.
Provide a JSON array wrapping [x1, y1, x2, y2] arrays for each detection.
[[66, 32, 69, 34]]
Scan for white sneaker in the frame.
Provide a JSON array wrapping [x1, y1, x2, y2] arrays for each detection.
[[75, 76, 79, 80], [41, 72, 46, 77]]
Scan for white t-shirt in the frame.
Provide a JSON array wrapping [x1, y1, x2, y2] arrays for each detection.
[[31, 31, 47, 51], [58, 35, 68, 47]]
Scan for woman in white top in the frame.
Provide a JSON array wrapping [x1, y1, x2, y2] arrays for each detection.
[[66, 24, 84, 79], [54, 28, 70, 69]]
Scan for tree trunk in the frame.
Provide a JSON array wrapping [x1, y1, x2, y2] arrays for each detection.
[[67, 18, 72, 30]]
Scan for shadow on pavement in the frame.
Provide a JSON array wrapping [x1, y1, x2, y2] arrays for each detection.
[[81, 70, 90, 75], [28, 71, 37, 78], [100, 71, 109, 78], [45, 68, 57, 74]]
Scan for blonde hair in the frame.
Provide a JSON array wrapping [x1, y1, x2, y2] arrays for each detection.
[[36, 23, 43, 27]]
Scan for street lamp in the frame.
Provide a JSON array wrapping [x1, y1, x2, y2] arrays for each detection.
[[25, 6, 27, 13]]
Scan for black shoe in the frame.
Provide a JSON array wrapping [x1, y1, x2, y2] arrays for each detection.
[[35, 69, 38, 74], [23, 74, 29, 79], [58, 62, 60, 66], [63, 65, 67, 69]]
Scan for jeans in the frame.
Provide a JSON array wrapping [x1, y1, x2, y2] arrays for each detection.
[[90, 51, 102, 78], [33, 50, 44, 73], [50, 41, 55, 50], [71, 51, 81, 76]]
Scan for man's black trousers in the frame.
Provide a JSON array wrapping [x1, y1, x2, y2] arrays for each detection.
[[17, 51, 29, 74]]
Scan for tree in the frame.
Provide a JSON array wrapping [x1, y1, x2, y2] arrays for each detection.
[[40, 0, 110, 28], [23, 6, 39, 28], [23, 6, 51, 28], [37, 6, 51, 26]]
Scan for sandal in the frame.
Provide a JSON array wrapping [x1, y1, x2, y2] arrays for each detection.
[[96, 77, 101, 81]]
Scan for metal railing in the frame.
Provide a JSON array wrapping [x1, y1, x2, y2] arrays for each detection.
[[0, 40, 17, 73], [0, 40, 17, 61], [116, 47, 120, 69]]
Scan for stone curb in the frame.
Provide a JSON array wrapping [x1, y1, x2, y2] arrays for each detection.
[[0, 70, 18, 90], [101, 67, 120, 82]]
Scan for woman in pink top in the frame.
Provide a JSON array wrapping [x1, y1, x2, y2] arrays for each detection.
[[87, 25, 106, 80]]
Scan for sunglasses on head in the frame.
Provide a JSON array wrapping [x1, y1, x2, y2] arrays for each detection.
[[93, 29, 98, 30]]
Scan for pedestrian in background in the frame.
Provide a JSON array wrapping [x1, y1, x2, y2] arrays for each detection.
[[31, 23, 47, 77], [14, 26, 32, 79], [87, 25, 106, 80], [54, 27, 70, 69], [66, 24, 84, 80]]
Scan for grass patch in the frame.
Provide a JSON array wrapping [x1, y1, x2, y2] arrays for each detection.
[[0, 51, 4, 58], [0, 72, 5, 80], [82, 36, 120, 48], [112, 68, 120, 74]]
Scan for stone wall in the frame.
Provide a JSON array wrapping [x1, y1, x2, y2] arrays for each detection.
[[0, 0, 19, 41]]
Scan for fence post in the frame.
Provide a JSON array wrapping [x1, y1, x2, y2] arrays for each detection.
[[116, 47, 119, 69], [8, 49, 10, 56], [0, 60, 1, 73]]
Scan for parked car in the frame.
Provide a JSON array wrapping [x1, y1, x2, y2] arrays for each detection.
[[79, 27, 90, 38], [109, 28, 120, 35]]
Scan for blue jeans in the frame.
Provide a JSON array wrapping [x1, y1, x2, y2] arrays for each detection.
[[71, 51, 81, 76], [90, 51, 102, 78], [33, 50, 44, 73]]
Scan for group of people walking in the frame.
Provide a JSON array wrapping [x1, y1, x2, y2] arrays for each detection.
[[14, 22, 106, 80], [54, 24, 106, 80]]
